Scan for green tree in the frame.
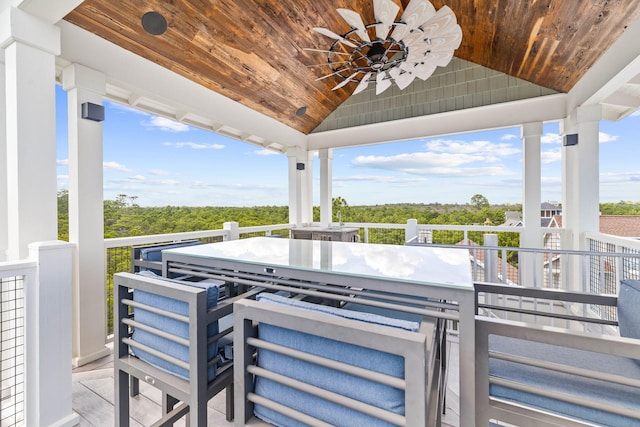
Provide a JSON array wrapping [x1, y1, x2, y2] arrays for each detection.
[[470, 194, 490, 210]]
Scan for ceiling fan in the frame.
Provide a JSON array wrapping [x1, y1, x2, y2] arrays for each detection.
[[306, 0, 462, 95]]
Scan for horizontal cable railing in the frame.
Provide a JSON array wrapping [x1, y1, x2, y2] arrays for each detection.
[[416, 241, 640, 333], [104, 224, 292, 335], [104, 222, 634, 337], [0, 260, 37, 427]]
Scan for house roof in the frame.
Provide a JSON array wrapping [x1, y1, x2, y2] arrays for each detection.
[[549, 215, 640, 238], [52, 0, 640, 149], [599, 215, 640, 238]]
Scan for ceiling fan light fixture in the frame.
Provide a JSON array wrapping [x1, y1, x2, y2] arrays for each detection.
[[308, 0, 462, 96], [142, 11, 168, 36]]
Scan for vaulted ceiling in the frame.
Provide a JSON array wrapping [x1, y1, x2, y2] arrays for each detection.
[[64, 0, 640, 135]]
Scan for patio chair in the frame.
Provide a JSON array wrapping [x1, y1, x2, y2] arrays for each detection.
[[114, 271, 255, 426], [234, 292, 447, 426], [131, 240, 203, 276], [475, 280, 640, 426]]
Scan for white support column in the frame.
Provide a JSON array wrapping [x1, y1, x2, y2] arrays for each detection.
[[287, 148, 301, 226], [1, 8, 60, 260], [62, 64, 110, 366], [520, 122, 543, 286], [562, 105, 602, 252], [0, 52, 7, 261], [287, 147, 311, 226], [302, 150, 314, 225], [27, 241, 80, 427], [319, 149, 333, 227]]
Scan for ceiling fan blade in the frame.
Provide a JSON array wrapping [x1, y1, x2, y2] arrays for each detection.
[[388, 66, 403, 80], [414, 63, 437, 80], [353, 72, 372, 94], [333, 72, 360, 90], [337, 8, 371, 42], [315, 68, 349, 81], [419, 6, 458, 39], [395, 71, 416, 89], [373, 0, 400, 40], [313, 27, 357, 48], [376, 71, 392, 95], [303, 48, 351, 56], [427, 27, 463, 52], [391, 0, 436, 41], [306, 60, 350, 68]]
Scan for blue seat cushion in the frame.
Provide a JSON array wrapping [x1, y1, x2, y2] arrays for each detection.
[[489, 335, 640, 426], [253, 293, 419, 427], [131, 273, 222, 382], [138, 240, 202, 274], [618, 280, 640, 367]]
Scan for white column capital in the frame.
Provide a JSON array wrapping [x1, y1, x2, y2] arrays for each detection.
[[318, 148, 333, 160], [0, 7, 60, 55], [62, 63, 106, 95], [521, 122, 543, 138], [576, 104, 603, 123]]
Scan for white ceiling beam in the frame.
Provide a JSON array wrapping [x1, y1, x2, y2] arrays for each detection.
[[57, 20, 308, 151], [308, 94, 567, 150], [602, 92, 640, 109], [10, 0, 84, 24]]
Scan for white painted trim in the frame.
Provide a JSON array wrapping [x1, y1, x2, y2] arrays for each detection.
[[308, 94, 567, 150], [0, 7, 60, 54], [56, 20, 307, 151]]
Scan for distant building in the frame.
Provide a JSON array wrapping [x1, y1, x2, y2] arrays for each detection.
[[540, 202, 562, 218]]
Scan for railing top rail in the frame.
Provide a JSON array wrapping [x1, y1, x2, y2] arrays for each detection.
[[239, 224, 293, 233], [104, 229, 230, 249], [584, 231, 640, 250], [416, 224, 524, 232], [411, 242, 640, 258], [0, 259, 37, 277]]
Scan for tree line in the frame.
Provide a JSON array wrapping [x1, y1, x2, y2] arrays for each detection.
[[57, 190, 640, 242]]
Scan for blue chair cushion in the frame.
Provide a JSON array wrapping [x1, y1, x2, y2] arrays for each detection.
[[138, 240, 202, 274], [489, 335, 640, 426], [618, 280, 640, 367], [131, 272, 222, 382], [253, 293, 419, 427]]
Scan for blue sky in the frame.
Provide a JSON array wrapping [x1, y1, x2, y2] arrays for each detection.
[[55, 85, 640, 207]]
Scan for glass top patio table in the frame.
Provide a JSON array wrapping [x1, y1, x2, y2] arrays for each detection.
[[162, 236, 473, 290], [162, 236, 477, 425]]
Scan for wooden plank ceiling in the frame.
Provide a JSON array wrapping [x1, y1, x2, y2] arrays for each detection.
[[64, 0, 640, 135]]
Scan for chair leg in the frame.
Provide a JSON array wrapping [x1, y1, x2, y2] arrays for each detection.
[[115, 369, 130, 427], [129, 375, 139, 397], [226, 382, 234, 421]]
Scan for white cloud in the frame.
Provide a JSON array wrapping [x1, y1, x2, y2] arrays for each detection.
[[253, 148, 280, 156], [57, 174, 68, 180], [149, 169, 171, 176], [163, 142, 224, 150], [352, 153, 513, 176], [425, 138, 519, 161], [143, 116, 190, 132], [57, 158, 69, 166], [541, 148, 561, 164], [103, 161, 132, 172], [599, 132, 618, 143], [541, 133, 562, 144], [600, 171, 640, 184], [501, 134, 518, 141], [631, 109, 640, 117]]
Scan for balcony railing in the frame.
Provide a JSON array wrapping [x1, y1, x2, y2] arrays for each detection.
[[103, 220, 639, 337], [0, 261, 34, 427]]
